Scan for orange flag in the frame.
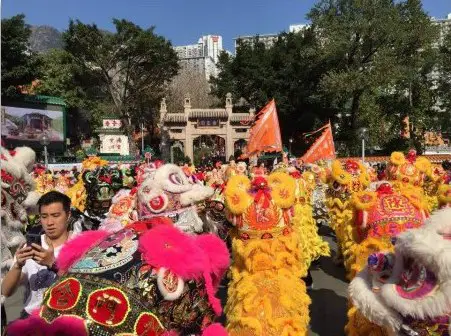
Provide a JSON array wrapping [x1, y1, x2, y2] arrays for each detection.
[[241, 99, 283, 159], [301, 122, 336, 163]]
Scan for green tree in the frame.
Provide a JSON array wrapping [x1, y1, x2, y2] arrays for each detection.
[[63, 19, 180, 151], [308, 0, 438, 154], [212, 31, 331, 155], [36, 49, 91, 108], [35, 49, 111, 144], [438, 29, 451, 133], [1, 14, 40, 97], [213, 0, 439, 156]]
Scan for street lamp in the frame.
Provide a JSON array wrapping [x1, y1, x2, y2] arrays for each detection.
[[357, 127, 369, 163], [40, 133, 50, 169], [140, 118, 145, 157], [289, 138, 293, 155]]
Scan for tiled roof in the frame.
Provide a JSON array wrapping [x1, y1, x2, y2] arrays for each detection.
[[230, 114, 254, 123], [164, 114, 186, 123], [100, 155, 138, 162], [189, 109, 228, 119], [23, 95, 67, 107], [338, 154, 451, 163]]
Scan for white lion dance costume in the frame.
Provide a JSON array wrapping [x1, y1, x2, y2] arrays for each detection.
[[1, 146, 40, 276], [349, 207, 451, 335], [224, 173, 310, 336]]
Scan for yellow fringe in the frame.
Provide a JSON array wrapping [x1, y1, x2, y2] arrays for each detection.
[[267, 173, 297, 209], [226, 233, 310, 336], [438, 184, 451, 208], [351, 191, 378, 211], [346, 305, 390, 336], [390, 152, 406, 166], [291, 203, 330, 269]]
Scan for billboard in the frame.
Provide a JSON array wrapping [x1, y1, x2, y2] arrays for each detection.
[[1, 106, 64, 144]]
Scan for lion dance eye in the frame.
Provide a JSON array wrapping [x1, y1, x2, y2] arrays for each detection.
[[169, 173, 184, 185], [332, 181, 342, 192], [148, 194, 168, 213]]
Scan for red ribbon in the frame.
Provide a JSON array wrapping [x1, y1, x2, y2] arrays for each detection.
[[255, 189, 271, 208], [252, 177, 272, 208]]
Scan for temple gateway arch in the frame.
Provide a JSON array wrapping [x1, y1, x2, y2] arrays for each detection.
[[159, 93, 254, 163]]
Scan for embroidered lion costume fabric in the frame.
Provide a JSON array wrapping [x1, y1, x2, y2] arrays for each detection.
[[8, 219, 230, 336], [224, 173, 310, 336]]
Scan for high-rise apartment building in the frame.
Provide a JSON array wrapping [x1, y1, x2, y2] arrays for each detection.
[[174, 35, 223, 79], [234, 24, 309, 52], [432, 13, 451, 46]]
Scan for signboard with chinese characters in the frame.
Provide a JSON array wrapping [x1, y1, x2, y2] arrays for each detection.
[[102, 119, 122, 129], [99, 135, 130, 156], [197, 119, 219, 127]]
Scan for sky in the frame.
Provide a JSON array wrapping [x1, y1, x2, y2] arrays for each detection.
[[2, 0, 451, 51]]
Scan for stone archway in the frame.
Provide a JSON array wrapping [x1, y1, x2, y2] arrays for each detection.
[[193, 135, 226, 166]]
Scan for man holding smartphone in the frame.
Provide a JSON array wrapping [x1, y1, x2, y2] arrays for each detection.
[[1, 191, 76, 319]]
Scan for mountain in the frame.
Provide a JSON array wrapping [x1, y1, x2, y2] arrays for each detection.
[[29, 25, 63, 53]]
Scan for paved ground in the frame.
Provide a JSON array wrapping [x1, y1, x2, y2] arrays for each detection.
[[3, 286, 23, 324], [308, 225, 348, 336], [3, 225, 349, 336]]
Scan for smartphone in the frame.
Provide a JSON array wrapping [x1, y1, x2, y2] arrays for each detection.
[[26, 233, 42, 247]]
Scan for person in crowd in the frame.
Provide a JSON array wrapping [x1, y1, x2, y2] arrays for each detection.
[[1, 191, 76, 320]]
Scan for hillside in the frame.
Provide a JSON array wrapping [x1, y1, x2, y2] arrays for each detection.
[[29, 25, 63, 53]]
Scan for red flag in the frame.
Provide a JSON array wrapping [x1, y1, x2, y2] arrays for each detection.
[[301, 122, 336, 163], [241, 100, 283, 159]]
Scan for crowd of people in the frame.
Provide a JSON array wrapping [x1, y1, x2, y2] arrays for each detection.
[[1, 144, 451, 335]]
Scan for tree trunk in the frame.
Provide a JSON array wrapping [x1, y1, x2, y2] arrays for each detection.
[[350, 90, 363, 132], [121, 115, 138, 156]]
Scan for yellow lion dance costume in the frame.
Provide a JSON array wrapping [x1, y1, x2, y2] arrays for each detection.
[[295, 169, 330, 266], [326, 159, 371, 276], [224, 173, 310, 336], [272, 164, 330, 269], [388, 150, 433, 211]]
